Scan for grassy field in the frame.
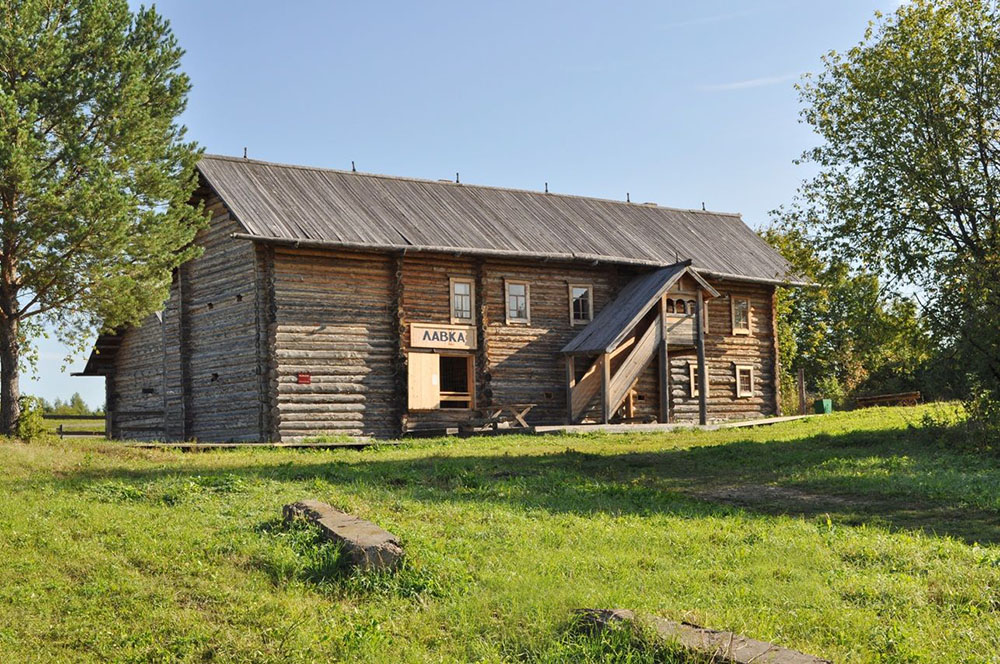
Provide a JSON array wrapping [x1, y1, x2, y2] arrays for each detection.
[[2, 404, 999, 662]]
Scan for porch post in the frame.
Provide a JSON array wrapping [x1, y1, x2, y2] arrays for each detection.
[[565, 354, 576, 424], [601, 352, 611, 424], [658, 296, 670, 424], [695, 291, 708, 425]]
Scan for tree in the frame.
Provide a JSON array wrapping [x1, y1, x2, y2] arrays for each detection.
[[0, 0, 206, 434], [762, 223, 938, 410], [795, 0, 1000, 409]]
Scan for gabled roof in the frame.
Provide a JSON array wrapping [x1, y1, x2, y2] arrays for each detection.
[[197, 155, 803, 285], [562, 262, 718, 355]]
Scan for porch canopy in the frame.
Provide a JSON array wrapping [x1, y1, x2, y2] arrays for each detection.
[[560, 261, 719, 426], [561, 261, 718, 356]]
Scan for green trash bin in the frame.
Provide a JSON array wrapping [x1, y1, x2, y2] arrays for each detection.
[[814, 398, 833, 414]]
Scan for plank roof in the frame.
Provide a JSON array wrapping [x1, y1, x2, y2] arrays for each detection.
[[562, 263, 717, 355], [197, 155, 801, 285]]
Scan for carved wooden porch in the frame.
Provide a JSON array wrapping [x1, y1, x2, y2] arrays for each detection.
[[561, 262, 719, 425]]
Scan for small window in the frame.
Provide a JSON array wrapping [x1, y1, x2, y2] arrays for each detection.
[[450, 277, 474, 323], [735, 365, 754, 398], [569, 284, 593, 325], [731, 296, 751, 335], [505, 280, 530, 324], [688, 363, 700, 398], [666, 299, 676, 313], [676, 299, 687, 314]]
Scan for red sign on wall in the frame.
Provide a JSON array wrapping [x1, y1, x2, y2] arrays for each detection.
[[297, 372, 311, 385]]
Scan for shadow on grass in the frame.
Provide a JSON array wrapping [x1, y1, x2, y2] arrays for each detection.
[[35, 423, 1000, 545]]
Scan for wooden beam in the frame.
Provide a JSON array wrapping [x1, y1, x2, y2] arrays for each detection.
[[659, 296, 669, 423], [771, 286, 782, 416], [565, 355, 576, 424], [695, 290, 708, 426], [601, 353, 611, 424]]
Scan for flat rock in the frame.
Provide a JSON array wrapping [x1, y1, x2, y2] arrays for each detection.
[[575, 609, 831, 664], [282, 499, 403, 571]]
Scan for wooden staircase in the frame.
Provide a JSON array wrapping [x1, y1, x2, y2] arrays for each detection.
[[568, 314, 663, 423]]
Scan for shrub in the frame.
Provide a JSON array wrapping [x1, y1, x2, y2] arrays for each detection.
[[15, 395, 48, 441]]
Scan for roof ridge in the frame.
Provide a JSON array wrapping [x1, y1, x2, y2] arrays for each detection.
[[200, 153, 744, 219]]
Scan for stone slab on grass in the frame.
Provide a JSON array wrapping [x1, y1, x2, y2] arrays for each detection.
[[576, 609, 831, 664], [282, 499, 403, 571]]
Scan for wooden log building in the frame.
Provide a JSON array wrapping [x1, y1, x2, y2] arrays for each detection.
[[78, 155, 804, 442]]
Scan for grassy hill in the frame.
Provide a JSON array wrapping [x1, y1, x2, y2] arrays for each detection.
[[2, 404, 998, 662]]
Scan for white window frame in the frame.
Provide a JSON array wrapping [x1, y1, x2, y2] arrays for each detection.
[[504, 279, 531, 325], [731, 296, 751, 336], [688, 362, 699, 398], [449, 277, 475, 324], [568, 283, 593, 326], [735, 364, 755, 398]]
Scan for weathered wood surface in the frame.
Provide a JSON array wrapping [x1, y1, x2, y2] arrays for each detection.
[[269, 247, 397, 441], [283, 500, 404, 571], [855, 391, 921, 408], [197, 155, 797, 285], [576, 609, 831, 664]]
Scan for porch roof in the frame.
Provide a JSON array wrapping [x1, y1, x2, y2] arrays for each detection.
[[561, 262, 718, 355]]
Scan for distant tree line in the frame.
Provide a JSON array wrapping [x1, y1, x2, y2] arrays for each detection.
[[37, 392, 103, 417]]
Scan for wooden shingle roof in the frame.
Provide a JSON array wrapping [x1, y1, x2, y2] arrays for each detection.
[[562, 262, 718, 355], [197, 155, 801, 285]]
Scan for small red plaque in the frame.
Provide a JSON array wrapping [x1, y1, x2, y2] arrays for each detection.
[[297, 372, 311, 385]]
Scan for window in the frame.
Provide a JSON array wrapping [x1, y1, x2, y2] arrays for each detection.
[[450, 277, 474, 323], [731, 296, 751, 335], [569, 284, 593, 325], [735, 365, 754, 398], [407, 352, 474, 410], [676, 299, 687, 314], [505, 280, 530, 324], [688, 362, 700, 398], [440, 355, 474, 408]]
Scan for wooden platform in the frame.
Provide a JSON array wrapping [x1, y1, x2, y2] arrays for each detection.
[[534, 414, 812, 435], [124, 440, 398, 451]]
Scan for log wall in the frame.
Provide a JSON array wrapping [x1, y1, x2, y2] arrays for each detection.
[[268, 247, 397, 440], [109, 310, 165, 441], [669, 282, 778, 423], [108, 194, 265, 442]]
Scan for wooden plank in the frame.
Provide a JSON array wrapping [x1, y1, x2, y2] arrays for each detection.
[[695, 290, 708, 426]]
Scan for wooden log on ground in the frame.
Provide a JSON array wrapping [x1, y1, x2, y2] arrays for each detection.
[[283, 499, 403, 571], [575, 609, 831, 664]]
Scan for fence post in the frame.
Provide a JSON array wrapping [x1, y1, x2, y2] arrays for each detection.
[[58, 424, 64, 439], [797, 368, 807, 415]]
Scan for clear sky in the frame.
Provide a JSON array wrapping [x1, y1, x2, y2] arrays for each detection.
[[38, 0, 902, 409]]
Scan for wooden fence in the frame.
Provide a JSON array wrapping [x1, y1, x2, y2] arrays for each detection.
[[43, 414, 106, 438]]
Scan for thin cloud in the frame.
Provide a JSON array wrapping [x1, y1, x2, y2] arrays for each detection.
[[700, 73, 799, 92], [661, 8, 763, 29]]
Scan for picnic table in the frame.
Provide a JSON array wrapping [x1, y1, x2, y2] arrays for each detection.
[[854, 391, 921, 408], [482, 403, 536, 430]]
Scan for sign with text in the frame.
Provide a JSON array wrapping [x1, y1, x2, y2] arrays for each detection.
[[410, 323, 477, 350]]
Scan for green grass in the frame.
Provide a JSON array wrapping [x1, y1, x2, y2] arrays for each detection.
[[2, 404, 999, 662]]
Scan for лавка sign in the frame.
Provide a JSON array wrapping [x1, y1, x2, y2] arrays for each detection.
[[410, 323, 477, 350]]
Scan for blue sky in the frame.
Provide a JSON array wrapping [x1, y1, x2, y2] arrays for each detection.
[[39, 0, 902, 409]]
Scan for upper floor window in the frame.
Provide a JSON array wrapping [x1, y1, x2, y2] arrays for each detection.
[[569, 284, 593, 325], [506, 280, 530, 324], [731, 296, 751, 335], [450, 277, 474, 323]]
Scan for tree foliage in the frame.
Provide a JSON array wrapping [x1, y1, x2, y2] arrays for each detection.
[[0, 0, 206, 433], [794, 0, 1000, 409], [762, 223, 942, 411]]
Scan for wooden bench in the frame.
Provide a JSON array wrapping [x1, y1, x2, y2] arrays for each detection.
[[855, 391, 921, 408]]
